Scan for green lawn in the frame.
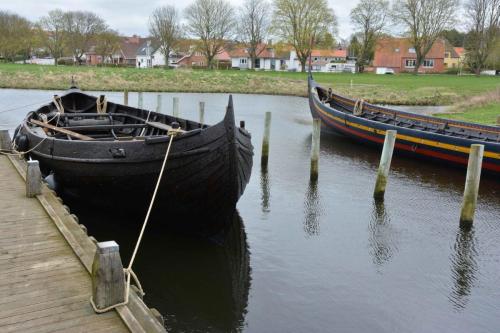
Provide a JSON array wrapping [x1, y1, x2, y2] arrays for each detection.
[[0, 63, 499, 108], [435, 102, 500, 125]]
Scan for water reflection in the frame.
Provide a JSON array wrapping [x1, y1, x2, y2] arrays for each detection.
[[368, 200, 399, 268], [449, 226, 478, 311], [59, 192, 251, 332], [260, 168, 270, 213], [303, 181, 322, 236]]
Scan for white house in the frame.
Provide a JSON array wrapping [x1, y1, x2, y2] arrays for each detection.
[[230, 44, 290, 70], [136, 40, 186, 68], [290, 49, 355, 73]]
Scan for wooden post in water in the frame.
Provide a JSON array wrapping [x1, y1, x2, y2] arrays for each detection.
[[123, 90, 129, 106], [91, 241, 125, 311], [261, 112, 272, 168], [156, 94, 162, 113], [0, 129, 10, 151], [199, 101, 205, 126], [26, 160, 42, 198], [459, 144, 484, 226], [373, 130, 397, 199], [173, 97, 179, 117], [138, 92, 143, 109], [310, 118, 321, 181]]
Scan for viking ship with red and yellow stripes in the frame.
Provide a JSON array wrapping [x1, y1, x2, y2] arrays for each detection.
[[308, 74, 500, 176]]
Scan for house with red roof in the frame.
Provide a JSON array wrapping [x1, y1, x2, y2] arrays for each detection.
[[373, 37, 446, 73]]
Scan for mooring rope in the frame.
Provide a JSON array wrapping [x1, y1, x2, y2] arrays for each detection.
[[90, 126, 182, 313], [0, 137, 48, 157]]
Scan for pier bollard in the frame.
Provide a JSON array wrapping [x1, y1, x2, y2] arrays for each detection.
[[0, 129, 11, 151], [123, 90, 129, 106], [310, 118, 321, 181], [199, 101, 205, 126], [138, 92, 143, 109], [26, 160, 42, 198], [173, 97, 179, 117], [261, 112, 272, 168], [373, 130, 397, 199], [156, 94, 162, 113], [91, 241, 126, 310], [459, 144, 484, 226]]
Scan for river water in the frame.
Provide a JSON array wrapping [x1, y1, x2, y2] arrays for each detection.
[[1, 89, 499, 333]]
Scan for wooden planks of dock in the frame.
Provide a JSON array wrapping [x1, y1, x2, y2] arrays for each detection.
[[0, 154, 129, 332]]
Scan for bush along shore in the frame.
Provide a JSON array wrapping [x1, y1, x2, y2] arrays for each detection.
[[0, 64, 498, 124]]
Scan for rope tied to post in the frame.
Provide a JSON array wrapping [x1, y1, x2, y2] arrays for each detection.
[[90, 124, 183, 313]]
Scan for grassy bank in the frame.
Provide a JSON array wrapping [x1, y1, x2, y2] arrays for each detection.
[[435, 103, 500, 125], [0, 63, 499, 107]]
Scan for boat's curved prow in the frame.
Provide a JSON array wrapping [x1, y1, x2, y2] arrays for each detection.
[[224, 94, 236, 126]]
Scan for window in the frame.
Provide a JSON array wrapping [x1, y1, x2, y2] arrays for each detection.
[[240, 58, 247, 64], [395, 48, 400, 52], [405, 59, 416, 68], [408, 48, 416, 53], [314, 57, 318, 61], [423, 59, 434, 68]]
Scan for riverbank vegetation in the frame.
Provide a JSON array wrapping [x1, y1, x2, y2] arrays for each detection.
[[1, 63, 499, 105]]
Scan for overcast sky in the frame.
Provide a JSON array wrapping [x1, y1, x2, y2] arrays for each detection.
[[2, 0, 363, 40]]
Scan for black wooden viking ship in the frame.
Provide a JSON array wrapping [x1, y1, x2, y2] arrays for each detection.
[[308, 74, 500, 176], [14, 86, 254, 233]]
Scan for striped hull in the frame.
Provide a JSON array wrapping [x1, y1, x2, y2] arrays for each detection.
[[308, 78, 500, 176]]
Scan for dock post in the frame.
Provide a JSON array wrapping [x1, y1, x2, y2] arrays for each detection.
[[373, 130, 397, 199], [0, 129, 11, 151], [261, 112, 272, 168], [156, 94, 162, 113], [459, 144, 484, 227], [123, 90, 129, 106], [173, 97, 179, 117], [199, 101, 205, 126], [310, 118, 321, 181], [138, 92, 143, 109], [26, 160, 42, 198], [91, 241, 126, 310]]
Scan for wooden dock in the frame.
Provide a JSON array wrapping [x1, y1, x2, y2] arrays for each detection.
[[0, 153, 166, 333]]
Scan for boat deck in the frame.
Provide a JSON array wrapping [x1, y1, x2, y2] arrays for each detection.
[[0, 154, 129, 333]]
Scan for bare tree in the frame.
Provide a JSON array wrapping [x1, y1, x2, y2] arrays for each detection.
[[63, 11, 107, 65], [239, 0, 271, 69], [465, 0, 500, 74], [273, 0, 336, 72], [149, 6, 182, 69], [0, 11, 34, 62], [350, 0, 389, 73], [94, 29, 121, 64], [38, 9, 67, 65], [185, 0, 235, 69], [393, 0, 458, 73]]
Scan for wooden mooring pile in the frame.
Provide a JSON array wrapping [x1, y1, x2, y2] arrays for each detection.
[[0, 131, 166, 333]]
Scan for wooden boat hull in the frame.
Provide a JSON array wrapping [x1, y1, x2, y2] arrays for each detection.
[[308, 76, 500, 176], [15, 90, 253, 235]]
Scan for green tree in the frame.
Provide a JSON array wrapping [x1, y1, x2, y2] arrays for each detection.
[[149, 6, 182, 69], [0, 11, 34, 62], [94, 29, 121, 64], [185, 0, 235, 69], [273, 0, 337, 72], [315, 32, 336, 49], [350, 0, 389, 73], [38, 9, 67, 66], [393, 0, 458, 73]]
